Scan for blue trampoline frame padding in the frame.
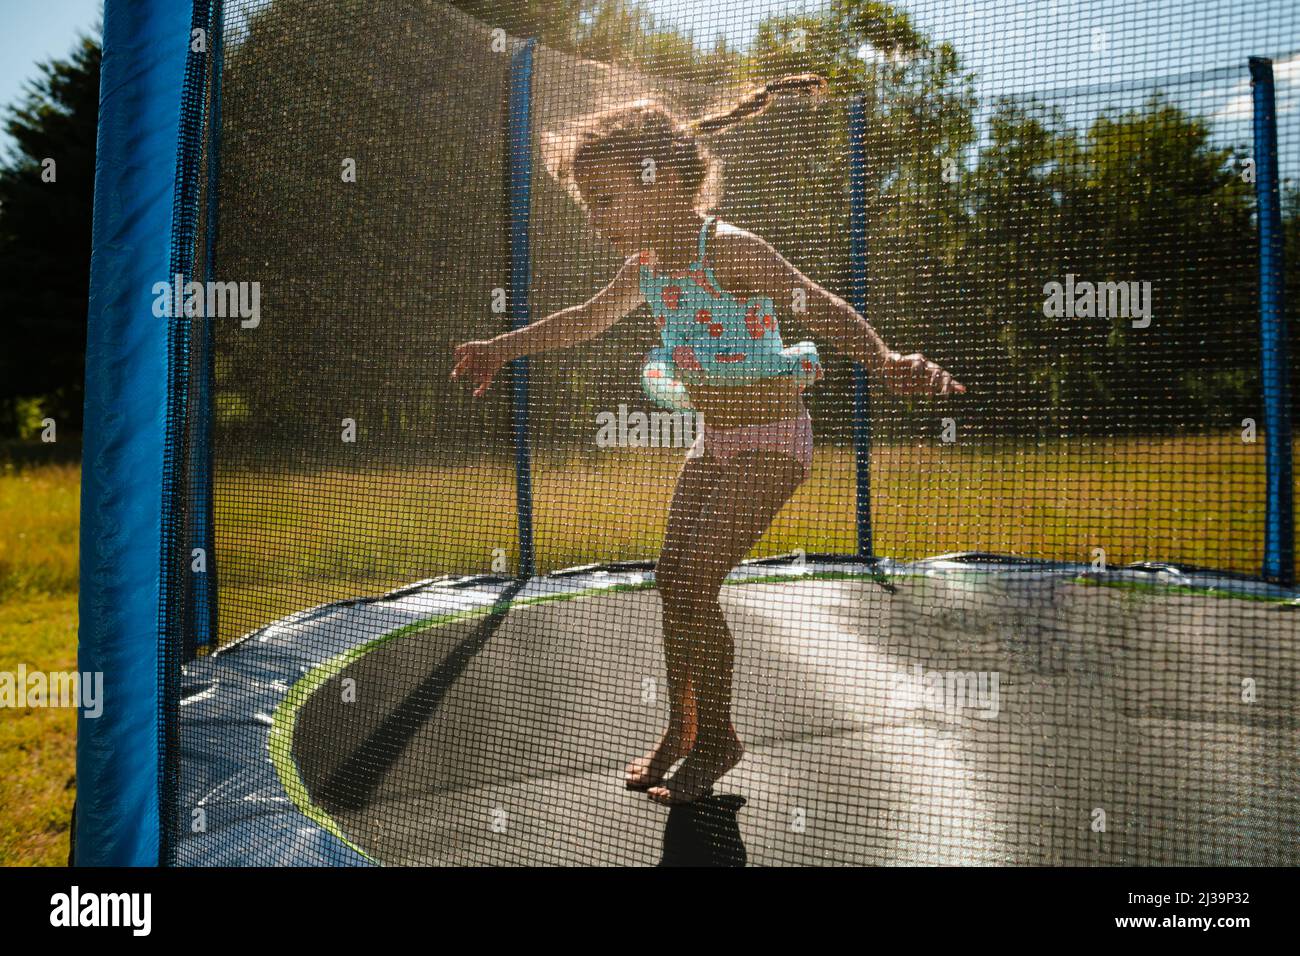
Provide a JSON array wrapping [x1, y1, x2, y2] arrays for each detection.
[[77, 0, 199, 867]]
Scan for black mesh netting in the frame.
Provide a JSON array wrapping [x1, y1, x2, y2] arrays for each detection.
[[172, 0, 1299, 866]]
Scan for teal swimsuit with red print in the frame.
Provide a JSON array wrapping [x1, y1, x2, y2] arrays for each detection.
[[638, 216, 822, 411]]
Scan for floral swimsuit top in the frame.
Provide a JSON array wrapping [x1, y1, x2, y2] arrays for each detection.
[[638, 217, 822, 411]]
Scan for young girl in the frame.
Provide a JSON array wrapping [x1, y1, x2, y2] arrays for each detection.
[[452, 75, 963, 805]]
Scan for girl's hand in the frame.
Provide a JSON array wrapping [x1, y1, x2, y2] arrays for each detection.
[[881, 351, 965, 396], [451, 339, 509, 397]]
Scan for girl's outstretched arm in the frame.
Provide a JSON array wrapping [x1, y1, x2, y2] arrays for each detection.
[[451, 253, 645, 396], [711, 226, 965, 396]]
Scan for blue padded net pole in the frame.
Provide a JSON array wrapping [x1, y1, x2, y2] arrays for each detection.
[[77, 0, 197, 866], [508, 39, 537, 578], [848, 95, 875, 561], [1250, 57, 1295, 586], [189, 0, 226, 657]]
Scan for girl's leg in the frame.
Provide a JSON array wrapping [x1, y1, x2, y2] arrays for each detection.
[[649, 449, 806, 805], [625, 454, 717, 789]]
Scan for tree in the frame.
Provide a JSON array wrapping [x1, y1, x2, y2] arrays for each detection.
[[0, 35, 100, 435], [960, 96, 1259, 434]]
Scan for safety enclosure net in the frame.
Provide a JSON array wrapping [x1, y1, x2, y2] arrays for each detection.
[[166, 0, 1298, 866]]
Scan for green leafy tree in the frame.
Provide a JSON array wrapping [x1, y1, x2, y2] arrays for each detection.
[[961, 96, 1259, 434], [572, 0, 737, 82], [742, 0, 975, 276], [0, 35, 100, 435], [448, 0, 593, 49]]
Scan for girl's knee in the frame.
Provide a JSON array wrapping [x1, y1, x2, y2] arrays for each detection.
[[658, 571, 721, 619], [655, 560, 681, 599], [657, 577, 695, 614]]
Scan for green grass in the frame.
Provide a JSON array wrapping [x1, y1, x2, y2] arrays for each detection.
[[0, 462, 79, 601], [0, 460, 79, 866], [0, 432, 1295, 864], [213, 433, 1295, 641]]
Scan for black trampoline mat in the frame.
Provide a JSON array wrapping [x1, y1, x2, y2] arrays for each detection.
[[285, 575, 1299, 865]]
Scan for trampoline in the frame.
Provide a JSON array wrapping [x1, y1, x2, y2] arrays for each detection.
[[78, 0, 1299, 867], [178, 555, 1299, 866]]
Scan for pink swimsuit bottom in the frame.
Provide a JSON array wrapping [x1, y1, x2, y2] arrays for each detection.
[[686, 410, 813, 480]]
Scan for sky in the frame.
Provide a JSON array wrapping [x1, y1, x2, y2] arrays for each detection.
[[647, 0, 1299, 175], [0, 0, 102, 156], [642, 0, 1300, 88], [642, 1, 1299, 126], [0, 0, 1295, 162]]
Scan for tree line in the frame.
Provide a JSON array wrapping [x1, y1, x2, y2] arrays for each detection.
[[1, 1, 1295, 452]]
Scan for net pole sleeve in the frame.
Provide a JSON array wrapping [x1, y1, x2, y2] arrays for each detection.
[[190, 0, 226, 657], [77, 0, 197, 866], [508, 39, 537, 578], [1250, 56, 1295, 586], [849, 95, 875, 561]]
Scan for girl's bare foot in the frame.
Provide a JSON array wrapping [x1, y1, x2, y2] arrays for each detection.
[[625, 731, 693, 791], [646, 730, 744, 805]]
